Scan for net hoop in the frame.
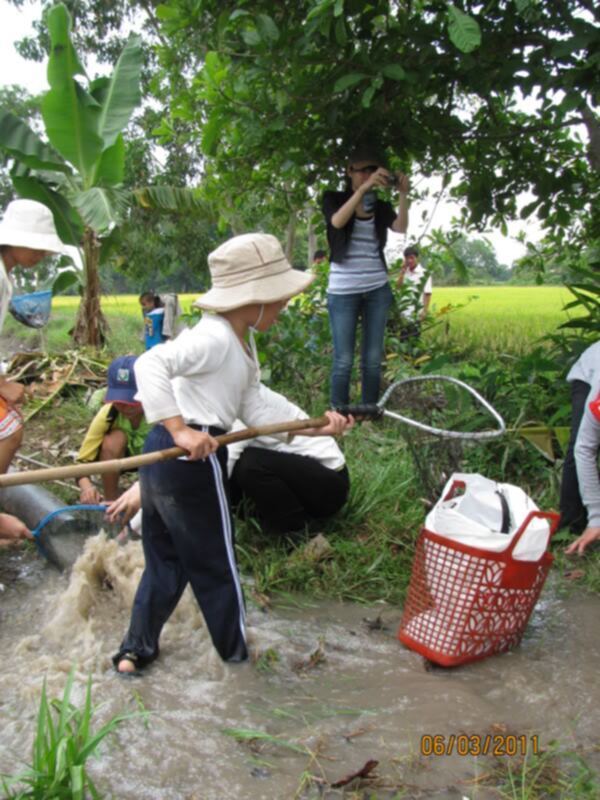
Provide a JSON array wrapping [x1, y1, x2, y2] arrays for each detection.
[[378, 375, 506, 441]]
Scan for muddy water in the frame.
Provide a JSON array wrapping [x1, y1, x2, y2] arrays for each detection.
[[1, 538, 599, 800]]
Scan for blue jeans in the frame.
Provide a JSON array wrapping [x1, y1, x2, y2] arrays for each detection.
[[327, 282, 393, 405]]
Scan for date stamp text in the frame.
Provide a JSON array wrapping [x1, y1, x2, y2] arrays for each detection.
[[420, 734, 539, 757]]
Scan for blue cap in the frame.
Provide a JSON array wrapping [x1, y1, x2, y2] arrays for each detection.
[[105, 356, 139, 404]]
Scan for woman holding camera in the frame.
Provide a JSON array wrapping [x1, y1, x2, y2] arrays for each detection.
[[321, 146, 409, 406]]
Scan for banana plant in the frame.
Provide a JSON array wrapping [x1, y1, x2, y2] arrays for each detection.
[[0, 3, 202, 346]]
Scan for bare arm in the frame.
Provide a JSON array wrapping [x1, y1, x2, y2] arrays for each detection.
[[0, 377, 25, 405], [391, 173, 410, 234]]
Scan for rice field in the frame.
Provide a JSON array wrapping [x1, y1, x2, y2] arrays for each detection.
[[4, 285, 581, 359], [425, 285, 581, 354]]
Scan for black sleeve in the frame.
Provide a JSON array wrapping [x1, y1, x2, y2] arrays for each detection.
[[321, 191, 339, 224], [381, 200, 396, 229]]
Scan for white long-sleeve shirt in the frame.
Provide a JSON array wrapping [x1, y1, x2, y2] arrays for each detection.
[[574, 378, 600, 528], [0, 256, 13, 335], [226, 384, 345, 475], [133, 313, 303, 431], [567, 340, 600, 384]]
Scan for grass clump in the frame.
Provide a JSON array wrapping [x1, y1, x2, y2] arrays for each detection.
[[486, 740, 600, 799], [1, 668, 138, 799]]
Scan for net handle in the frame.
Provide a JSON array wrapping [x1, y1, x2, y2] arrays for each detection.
[[32, 503, 109, 540], [0, 415, 331, 488], [378, 374, 506, 440]]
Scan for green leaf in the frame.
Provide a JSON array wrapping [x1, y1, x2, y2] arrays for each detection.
[[382, 64, 406, 81], [202, 115, 224, 156], [333, 73, 368, 93], [256, 14, 279, 43], [46, 4, 87, 88], [156, 4, 180, 21], [242, 27, 261, 46], [306, 0, 334, 22], [133, 185, 205, 213], [72, 186, 129, 232], [52, 268, 80, 295], [94, 134, 125, 186], [334, 0, 344, 17], [0, 108, 72, 174], [335, 18, 347, 45], [12, 175, 83, 245], [361, 85, 376, 108], [41, 82, 104, 181], [96, 34, 143, 149], [204, 51, 222, 83], [88, 76, 111, 105], [447, 5, 481, 54]]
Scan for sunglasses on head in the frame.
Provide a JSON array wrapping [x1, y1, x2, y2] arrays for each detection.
[[350, 164, 379, 174]]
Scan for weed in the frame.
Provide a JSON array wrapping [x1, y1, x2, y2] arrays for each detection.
[[487, 740, 600, 799], [1, 667, 139, 799]]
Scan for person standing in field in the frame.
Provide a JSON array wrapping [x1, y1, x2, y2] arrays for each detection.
[[321, 145, 410, 406], [565, 375, 600, 556], [113, 232, 353, 674], [139, 291, 182, 350], [396, 245, 432, 341], [0, 199, 69, 545], [559, 340, 600, 534]]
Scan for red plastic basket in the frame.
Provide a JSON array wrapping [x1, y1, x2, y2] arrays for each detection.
[[398, 503, 560, 667]]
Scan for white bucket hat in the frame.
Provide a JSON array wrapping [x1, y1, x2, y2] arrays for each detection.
[[193, 233, 315, 312], [0, 199, 68, 254]]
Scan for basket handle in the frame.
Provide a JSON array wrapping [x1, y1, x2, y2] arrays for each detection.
[[504, 510, 560, 557], [442, 479, 466, 501]]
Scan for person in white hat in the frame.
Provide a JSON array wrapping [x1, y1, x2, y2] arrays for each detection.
[[0, 199, 68, 544], [113, 232, 354, 675]]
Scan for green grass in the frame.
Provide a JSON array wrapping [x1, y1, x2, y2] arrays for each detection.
[[486, 740, 600, 799]]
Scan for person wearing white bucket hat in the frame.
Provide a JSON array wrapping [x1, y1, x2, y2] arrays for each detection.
[[0, 199, 69, 545], [113, 232, 354, 675]]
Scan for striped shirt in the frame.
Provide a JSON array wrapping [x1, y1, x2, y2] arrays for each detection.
[[328, 217, 388, 294]]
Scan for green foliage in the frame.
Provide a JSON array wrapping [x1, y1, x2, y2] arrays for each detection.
[[1, 667, 137, 799], [0, 2, 208, 346], [152, 0, 598, 246]]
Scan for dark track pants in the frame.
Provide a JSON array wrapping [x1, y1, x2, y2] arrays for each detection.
[[559, 379, 591, 534], [229, 447, 350, 536], [113, 425, 247, 668]]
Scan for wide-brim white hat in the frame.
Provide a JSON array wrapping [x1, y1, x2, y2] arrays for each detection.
[[0, 199, 69, 254], [193, 232, 315, 312]]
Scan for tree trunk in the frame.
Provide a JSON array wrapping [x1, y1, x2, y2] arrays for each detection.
[[72, 227, 108, 347], [307, 210, 317, 269], [285, 211, 296, 263]]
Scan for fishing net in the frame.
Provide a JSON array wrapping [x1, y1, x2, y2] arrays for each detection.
[[9, 290, 53, 328], [377, 376, 505, 502], [33, 504, 136, 571]]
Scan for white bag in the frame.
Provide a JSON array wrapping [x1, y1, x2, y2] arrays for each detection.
[[425, 473, 551, 562]]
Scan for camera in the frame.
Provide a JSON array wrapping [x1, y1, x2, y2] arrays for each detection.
[[385, 173, 399, 188]]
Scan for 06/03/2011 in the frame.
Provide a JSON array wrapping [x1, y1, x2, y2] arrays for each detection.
[[420, 733, 540, 757]]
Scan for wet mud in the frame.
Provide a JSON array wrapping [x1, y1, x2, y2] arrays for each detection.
[[0, 537, 599, 799]]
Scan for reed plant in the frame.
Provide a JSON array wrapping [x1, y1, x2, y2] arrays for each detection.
[[1, 668, 137, 799]]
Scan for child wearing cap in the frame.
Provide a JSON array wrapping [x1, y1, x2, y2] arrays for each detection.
[[76, 355, 151, 503], [114, 232, 353, 674], [0, 199, 68, 544]]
